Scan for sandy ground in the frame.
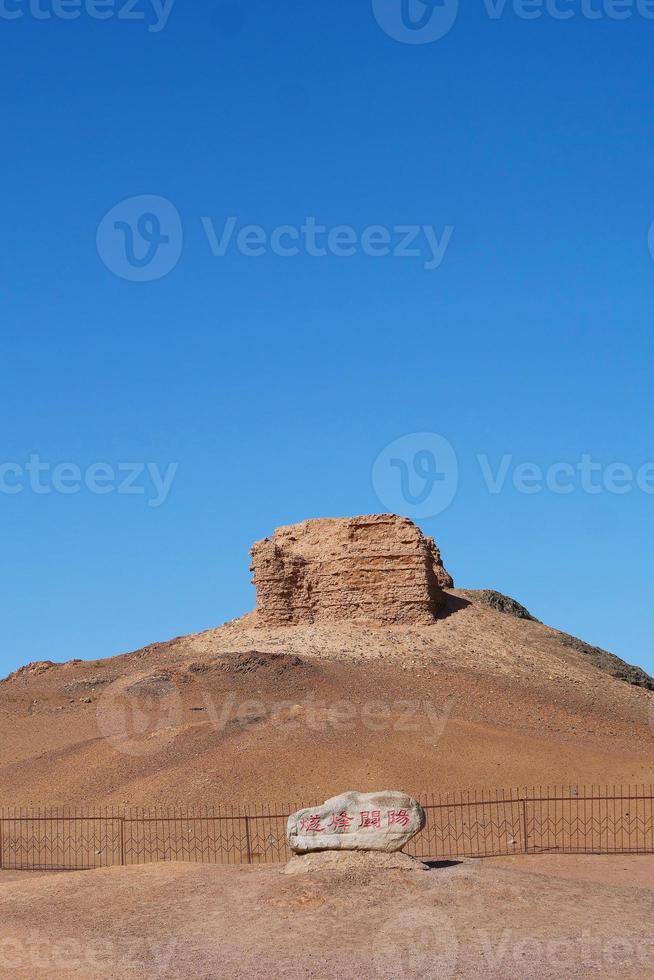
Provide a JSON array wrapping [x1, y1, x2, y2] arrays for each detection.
[[1, 589, 652, 978], [0, 855, 652, 979], [0, 591, 652, 804]]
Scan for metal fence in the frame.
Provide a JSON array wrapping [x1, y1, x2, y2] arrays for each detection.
[[1, 786, 652, 871]]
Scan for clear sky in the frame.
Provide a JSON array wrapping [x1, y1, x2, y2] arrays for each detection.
[[1, 1, 653, 679]]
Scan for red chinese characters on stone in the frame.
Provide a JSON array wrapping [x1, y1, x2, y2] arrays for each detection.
[[358, 810, 382, 829], [299, 815, 325, 833], [328, 811, 353, 831], [288, 792, 425, 855], [296, 804, 417, 840]]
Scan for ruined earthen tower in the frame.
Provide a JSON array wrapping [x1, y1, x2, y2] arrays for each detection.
[[250, 514, 453, 626]]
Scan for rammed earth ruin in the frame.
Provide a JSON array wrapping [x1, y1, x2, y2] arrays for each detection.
[[250, 514, 453, 626]]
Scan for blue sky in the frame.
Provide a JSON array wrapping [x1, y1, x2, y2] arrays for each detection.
[[1, 0, 653, 678]]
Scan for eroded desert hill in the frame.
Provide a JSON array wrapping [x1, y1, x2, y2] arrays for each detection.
[[1, 516, 652, 805]]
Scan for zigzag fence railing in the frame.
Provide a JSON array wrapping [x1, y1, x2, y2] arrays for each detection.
[[0, 786, 652, 871]]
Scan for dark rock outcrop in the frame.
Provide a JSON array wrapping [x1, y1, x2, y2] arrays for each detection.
[[557, 633, 654, 692], [471, 590, 539, 622]]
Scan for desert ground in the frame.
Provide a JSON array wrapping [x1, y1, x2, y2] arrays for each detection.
[[0, 590, 651, 804], [0, 855, 652, 979], [2, 536, 653, 980]]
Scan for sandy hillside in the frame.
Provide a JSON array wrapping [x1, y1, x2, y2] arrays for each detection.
[[0, 856, 652, 979], [1, 589, 652, 805]]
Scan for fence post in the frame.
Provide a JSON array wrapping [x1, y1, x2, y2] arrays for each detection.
[[0, 813, 3, 870], [521, 799, 529, 854], [245, 814, 252, 865], [119, 817, 126, 866]]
